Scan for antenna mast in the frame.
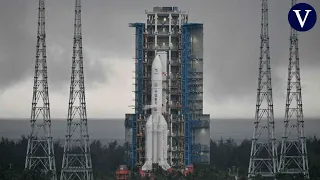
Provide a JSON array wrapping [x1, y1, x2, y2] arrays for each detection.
[[278, 0, 309, 178], [248, 0, 277, 178], [60, 0, 94, 179], [25, 0, 57, 179]]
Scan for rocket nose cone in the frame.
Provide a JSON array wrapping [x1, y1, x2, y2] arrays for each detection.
[[153, 55, 161, 65], [152, 55, 162, 71]]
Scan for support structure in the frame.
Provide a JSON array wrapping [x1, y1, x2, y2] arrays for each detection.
[[181, 24, 191, 166], [25, 0, 57, 179], [278, 0, 309, 178], [125, 7, 210, 172], [125, 23, 144, 167], [60, 0, 94, 179], [248, 0, 277, 178], [182, 24, 210, 166]]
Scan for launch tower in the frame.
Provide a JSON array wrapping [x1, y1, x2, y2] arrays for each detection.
[[125, 6, 210, 171], [278, 0, 309, 178], [25, 0, 57, 179], [248, 0, 278, 179], [60, 0, 94, 180]]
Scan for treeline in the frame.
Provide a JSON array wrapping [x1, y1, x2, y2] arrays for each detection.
[[0, 136, 320, 179], [209, 138, 320, 179]]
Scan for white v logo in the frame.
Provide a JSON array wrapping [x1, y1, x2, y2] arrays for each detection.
[[293, 10, 312, 28]]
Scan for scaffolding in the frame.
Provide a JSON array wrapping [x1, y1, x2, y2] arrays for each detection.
[[177, 27, 184, 168], [128, 23, 145, 167], [181, 24, 191, 166], [181, 23, 210, 166]]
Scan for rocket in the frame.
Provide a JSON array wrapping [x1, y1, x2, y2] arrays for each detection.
[[141, 51, 171, 172]]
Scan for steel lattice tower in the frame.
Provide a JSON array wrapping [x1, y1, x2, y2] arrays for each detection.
[[25, 0, 57, 180], [248, 0, 277, 178], [278, 0, 309, 178], [60, 0, 94, 179]]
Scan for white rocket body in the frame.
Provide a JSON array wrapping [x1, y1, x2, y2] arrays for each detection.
[[141, 51, 171, 171]]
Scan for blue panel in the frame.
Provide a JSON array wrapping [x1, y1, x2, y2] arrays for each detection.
[[129, 23, 145, 166], [192, 144, 209, 152], [191, 155, 209, 163], [182, 23, 203, 166], [182, 24, 191, 166], [191, 120, 209, 128], [192, 144, 201, 153]]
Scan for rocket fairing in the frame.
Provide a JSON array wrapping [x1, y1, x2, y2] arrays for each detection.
[[141, 51, 171, 172]]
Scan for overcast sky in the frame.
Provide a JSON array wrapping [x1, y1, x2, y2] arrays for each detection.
[[0, 0, 319, 119]]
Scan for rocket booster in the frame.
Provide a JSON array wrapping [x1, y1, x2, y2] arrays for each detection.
[[141, 52, 171, 171]]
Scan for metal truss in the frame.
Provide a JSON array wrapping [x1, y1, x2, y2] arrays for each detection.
[[25, 1, 57, 179], [60, 0, 94, 180], [278, 0, 309, 178], [248, 0, 277, 178]]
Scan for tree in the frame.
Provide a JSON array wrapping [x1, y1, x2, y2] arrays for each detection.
[[1, 136, 320, 179]]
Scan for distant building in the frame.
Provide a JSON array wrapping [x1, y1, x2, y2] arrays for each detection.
[[125, 6, 210, 170]]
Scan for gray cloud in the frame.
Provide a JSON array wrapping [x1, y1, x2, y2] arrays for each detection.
[[46, 42, 108, 91], [200, 0, 320, 102], [0, 1, 33, 88], [0, 0, 109, 91], [0, 0, 319, 118]]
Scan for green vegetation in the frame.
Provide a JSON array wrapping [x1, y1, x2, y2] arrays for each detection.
[[0, 136, 319, 179]]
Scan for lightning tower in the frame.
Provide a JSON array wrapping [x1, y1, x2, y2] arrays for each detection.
[[60, 0, 94, 179], [25, 0, 57, 179], [278, 0, 309, 178], [248, 0, 277, 178]]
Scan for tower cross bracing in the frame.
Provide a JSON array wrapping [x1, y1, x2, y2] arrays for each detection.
[[25, 0, 57, 179], [278, 0, 309, 178], [248, 0, 277, 178], [60, 0, 94, 180]]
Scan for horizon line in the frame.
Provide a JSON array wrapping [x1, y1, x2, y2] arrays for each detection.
[[0, 117, 319, 121]]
